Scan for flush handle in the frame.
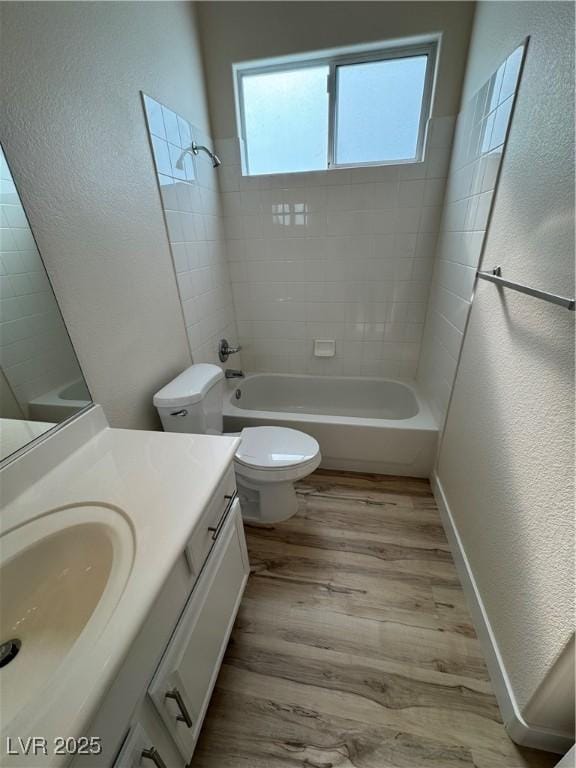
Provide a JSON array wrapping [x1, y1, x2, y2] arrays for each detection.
[[141, 747, 168, 768], [170, 409, 188, 417], [165, 688, 193, 728]]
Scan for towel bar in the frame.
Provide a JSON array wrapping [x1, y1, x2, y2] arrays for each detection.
[[476, 266, 575, 311]]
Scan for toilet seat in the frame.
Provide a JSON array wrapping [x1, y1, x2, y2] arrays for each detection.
[[233, 427, 321, 521], [233, 426, 321, 483], [234, 426, 320, 470]]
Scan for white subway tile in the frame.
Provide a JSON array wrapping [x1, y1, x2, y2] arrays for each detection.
[[481, 150, 502, 192], [214, 138, 241, 166], [399, 180, 425, 208], [426, 145, 451, 178], [151, 136, 172, 177], [395, 207, 421, 234], [424, 178, 446, 208], [143, 95, 166, 140], [500, 46, 524, 103], [171, 243, 188, 273], [435, 286, 470, 332], [162, 107, 181, 147], [240, 189, 262, 213], [220, 164, 241, 192], [429, 116, 455, 148], [168, 143, 186, 181], [474, 191, 493, 231], [419, 206, 442, 234], [487, 64, 506, 114], [490, 97, 513, 151], [325, 185, 352, 211], [2, 205, 28, 228], [394, 233, 418, 259], [398, 161, 427, 180], [165, 210, 184, 243]]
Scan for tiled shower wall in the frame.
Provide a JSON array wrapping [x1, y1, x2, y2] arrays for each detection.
[[417, 44, 525, 426], [216, 117, 455, 378], [143, 94, 240, 367], [0, 146, 83, 416]]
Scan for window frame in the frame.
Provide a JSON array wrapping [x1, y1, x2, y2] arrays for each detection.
[[234, 40, 438, 176]]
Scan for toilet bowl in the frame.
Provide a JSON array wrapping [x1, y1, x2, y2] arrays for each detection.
[[153, 364, 321, 523], [233, 426, 321, 523]]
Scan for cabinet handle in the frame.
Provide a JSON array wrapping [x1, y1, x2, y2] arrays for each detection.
[[208, 493, 236, 541], [165, 688, 193, 728], [141, 747, 167, 768]]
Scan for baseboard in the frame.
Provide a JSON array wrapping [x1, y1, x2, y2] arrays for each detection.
[[320, 456, 430, 478], [431, 472, 574, 755]]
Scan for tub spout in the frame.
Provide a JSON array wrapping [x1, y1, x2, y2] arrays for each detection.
[[225, 369, 245, 379]]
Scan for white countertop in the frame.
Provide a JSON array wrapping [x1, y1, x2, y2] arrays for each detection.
[[0, 418, 56, 462], [0, 407, 239, 765]]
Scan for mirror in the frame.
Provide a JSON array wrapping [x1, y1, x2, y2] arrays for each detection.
[[0, 144, 92, 462]]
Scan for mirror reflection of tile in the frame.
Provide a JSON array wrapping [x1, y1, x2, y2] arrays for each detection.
[[0, 145, 91, 460]]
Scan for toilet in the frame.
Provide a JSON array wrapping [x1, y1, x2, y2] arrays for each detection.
[[153, 364, 321, 523]]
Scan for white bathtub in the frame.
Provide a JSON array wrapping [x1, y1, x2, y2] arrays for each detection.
[[223, 373, 438, 477], [28, 378, 92, 422]]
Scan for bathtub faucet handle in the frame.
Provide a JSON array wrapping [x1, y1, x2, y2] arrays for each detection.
[[219, 338, 242, 362]]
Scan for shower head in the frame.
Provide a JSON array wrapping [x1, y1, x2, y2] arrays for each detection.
[[175, 142, 222, 172]]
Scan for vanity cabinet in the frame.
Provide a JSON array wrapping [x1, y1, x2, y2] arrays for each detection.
[[72, 466, 249, 768], [111, 702, 185, 768], [149, 497, 247, 759]]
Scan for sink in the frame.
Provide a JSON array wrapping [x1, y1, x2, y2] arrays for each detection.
[[0, 505, 135, 730]]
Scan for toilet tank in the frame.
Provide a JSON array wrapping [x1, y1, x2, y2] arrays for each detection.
[[153, 364, 224, 435]]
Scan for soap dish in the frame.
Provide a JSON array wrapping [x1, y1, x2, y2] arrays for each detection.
[[314, 339, 336, 358]]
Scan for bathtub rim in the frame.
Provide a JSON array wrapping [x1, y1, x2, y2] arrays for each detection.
[[223, 372, 437, 432], [28, 377, 92, 411]]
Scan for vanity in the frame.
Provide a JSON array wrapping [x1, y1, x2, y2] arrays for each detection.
[[0, 406, 249, 767]]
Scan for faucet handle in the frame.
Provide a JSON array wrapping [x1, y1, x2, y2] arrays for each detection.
[[219, 338, 242, 362]]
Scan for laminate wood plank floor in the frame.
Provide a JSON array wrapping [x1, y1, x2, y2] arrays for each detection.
[[191, 470, 558, 768]]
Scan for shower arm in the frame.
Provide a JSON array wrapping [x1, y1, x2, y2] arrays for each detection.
[[191, 142, 221, 168]]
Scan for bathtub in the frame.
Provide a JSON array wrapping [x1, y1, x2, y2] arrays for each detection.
[[223, 373, 438, 477], [28, 378, 92, 422]]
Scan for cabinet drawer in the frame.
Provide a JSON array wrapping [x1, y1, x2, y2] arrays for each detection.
[[149, 499, 248, 761], [112, 708, 185, 768], [185, 465, 236, 577]]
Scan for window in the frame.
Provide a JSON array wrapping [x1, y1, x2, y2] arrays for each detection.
[[241, 65, 329, 175], [235, 41, 436, 176]]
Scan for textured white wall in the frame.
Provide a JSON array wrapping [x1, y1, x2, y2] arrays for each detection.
[[0, 2, 213, 429], [437, 0, 574, 727]]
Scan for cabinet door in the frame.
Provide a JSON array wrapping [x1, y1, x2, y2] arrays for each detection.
[[149, 499, 248, 760], [112, 698, 186, 768]]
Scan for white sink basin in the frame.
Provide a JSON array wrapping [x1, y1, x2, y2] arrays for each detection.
[[0, 505, 135, 731], [0, 407, 240, 766]]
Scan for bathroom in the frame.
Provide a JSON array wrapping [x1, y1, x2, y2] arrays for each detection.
[[0, 0, 574, 765]]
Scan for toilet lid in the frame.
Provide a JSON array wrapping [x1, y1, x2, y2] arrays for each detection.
[[234, 427, 319, 470]]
